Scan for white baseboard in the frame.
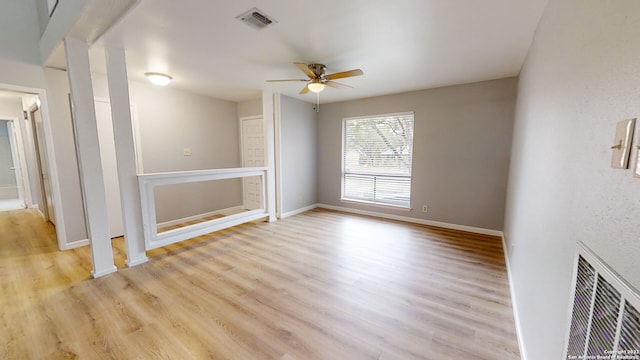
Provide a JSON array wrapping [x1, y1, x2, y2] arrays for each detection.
[[61, 238, 90, 250], [91, 265, 117, 279], [316, 203, 503, 237], [501, 234, 527, 360], [126, 255, 149, 267], [156, 206, 245, 228], [281, 204, 318, 219]]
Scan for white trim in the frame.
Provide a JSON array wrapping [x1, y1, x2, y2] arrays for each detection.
[[340, 111, 415, 209], [138, 167, 269, 249], [0, 83, 69, 250], [156, 205, 245, 228], [281, 204, 318, 219], [60, 238, 90, 250], [273, 94, 283, 219], [340, 198, 411, 211], [501, 234, 528, 360], [91, 265, 117, 279], [317, 203, 503, 237], [263, 90, 277, 222]]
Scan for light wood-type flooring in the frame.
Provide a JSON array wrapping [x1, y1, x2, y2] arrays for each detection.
[[0, 208, 520, 359]]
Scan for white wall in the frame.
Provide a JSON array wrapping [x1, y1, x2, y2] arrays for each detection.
[[318, 78, 517, 230], [43, 68, 88, 244], [279, 95, 317, 215], [503, 1, 640, 359]]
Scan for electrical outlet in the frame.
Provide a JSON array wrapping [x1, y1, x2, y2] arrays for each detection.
[[422, 205, 428, 213], [183, 148, 192, 156]]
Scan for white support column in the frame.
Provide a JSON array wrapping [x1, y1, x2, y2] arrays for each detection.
[[64, 37, 117, 278], [262, 90, 277, 222], [105, 47, 148, 267]]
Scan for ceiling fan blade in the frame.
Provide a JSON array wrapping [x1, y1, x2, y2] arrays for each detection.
[[325, 69, 363, 81], [299, 84, 310, 94], [294, 62, 317, 79], [324, 81, 353, 89], [266, 79, 309, 82]]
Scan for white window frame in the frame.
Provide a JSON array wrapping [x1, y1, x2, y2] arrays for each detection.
[[340, 111, 414, 209]]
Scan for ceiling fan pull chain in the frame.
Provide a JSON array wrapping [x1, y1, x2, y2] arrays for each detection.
[[316, 92, 320, 113]]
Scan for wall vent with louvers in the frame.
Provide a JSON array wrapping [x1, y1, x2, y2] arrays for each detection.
[[564, 242, 640, 358], [236, 8, 277, 30]]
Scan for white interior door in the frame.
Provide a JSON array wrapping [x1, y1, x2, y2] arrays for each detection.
[[241, 116, 265, 210], [31, 108, 55, 224], [95, 100, 123, 238]]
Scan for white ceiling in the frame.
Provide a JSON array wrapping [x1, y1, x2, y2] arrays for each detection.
[[87, 0, 547, 104]]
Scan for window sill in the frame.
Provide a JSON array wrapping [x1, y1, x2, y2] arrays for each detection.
[[340, 198, 411, 211]]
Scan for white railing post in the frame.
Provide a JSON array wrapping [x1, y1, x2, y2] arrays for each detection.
[[65, 37, 116, 278], [105, 46, 148, 267]]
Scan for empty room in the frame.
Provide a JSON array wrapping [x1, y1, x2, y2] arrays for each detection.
[[1, 1, 639, 359]]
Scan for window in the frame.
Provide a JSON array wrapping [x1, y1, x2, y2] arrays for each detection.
[[342, 112, 414, 208]]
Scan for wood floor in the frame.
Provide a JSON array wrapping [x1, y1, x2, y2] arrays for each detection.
[[0, 208, 520, 359]]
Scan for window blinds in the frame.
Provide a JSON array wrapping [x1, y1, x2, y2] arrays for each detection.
[[342, 113, 414, 207]]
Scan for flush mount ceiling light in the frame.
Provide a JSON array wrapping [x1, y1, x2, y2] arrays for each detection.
[[145, 72, 172, 86], [307, 79, 325, 93]]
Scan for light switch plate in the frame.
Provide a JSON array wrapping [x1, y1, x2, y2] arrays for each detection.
[[183, 148, 192, 156], [610, 118, 635, 169]]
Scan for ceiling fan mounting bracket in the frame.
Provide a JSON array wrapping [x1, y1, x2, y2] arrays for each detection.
[[308, 64, 327, 79]]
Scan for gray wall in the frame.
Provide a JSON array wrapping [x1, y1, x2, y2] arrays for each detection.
[[92, 74, 242, 223], [237, 98, 262, 118], [279, 95, 317, 215], [0, 1, 41, 65], [503, 1, 640, 359], [317, 78, 517, 230]]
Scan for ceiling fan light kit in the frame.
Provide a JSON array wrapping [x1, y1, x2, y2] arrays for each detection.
[[267, 62, 363, 95], [307, 80, 325, 93]]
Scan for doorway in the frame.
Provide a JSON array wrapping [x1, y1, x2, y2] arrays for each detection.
[[0, 119, 25, 211]]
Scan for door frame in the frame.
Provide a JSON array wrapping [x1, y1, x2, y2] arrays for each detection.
[[0, 82, 68, 250]]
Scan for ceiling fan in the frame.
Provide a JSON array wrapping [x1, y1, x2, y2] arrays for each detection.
[[267, 63, 364, 94]]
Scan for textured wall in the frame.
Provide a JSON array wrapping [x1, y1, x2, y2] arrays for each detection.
[[504, 0, 640, 358]]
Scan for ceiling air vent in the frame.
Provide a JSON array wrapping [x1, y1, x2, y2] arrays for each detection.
[[236, 8, 277, 30]]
